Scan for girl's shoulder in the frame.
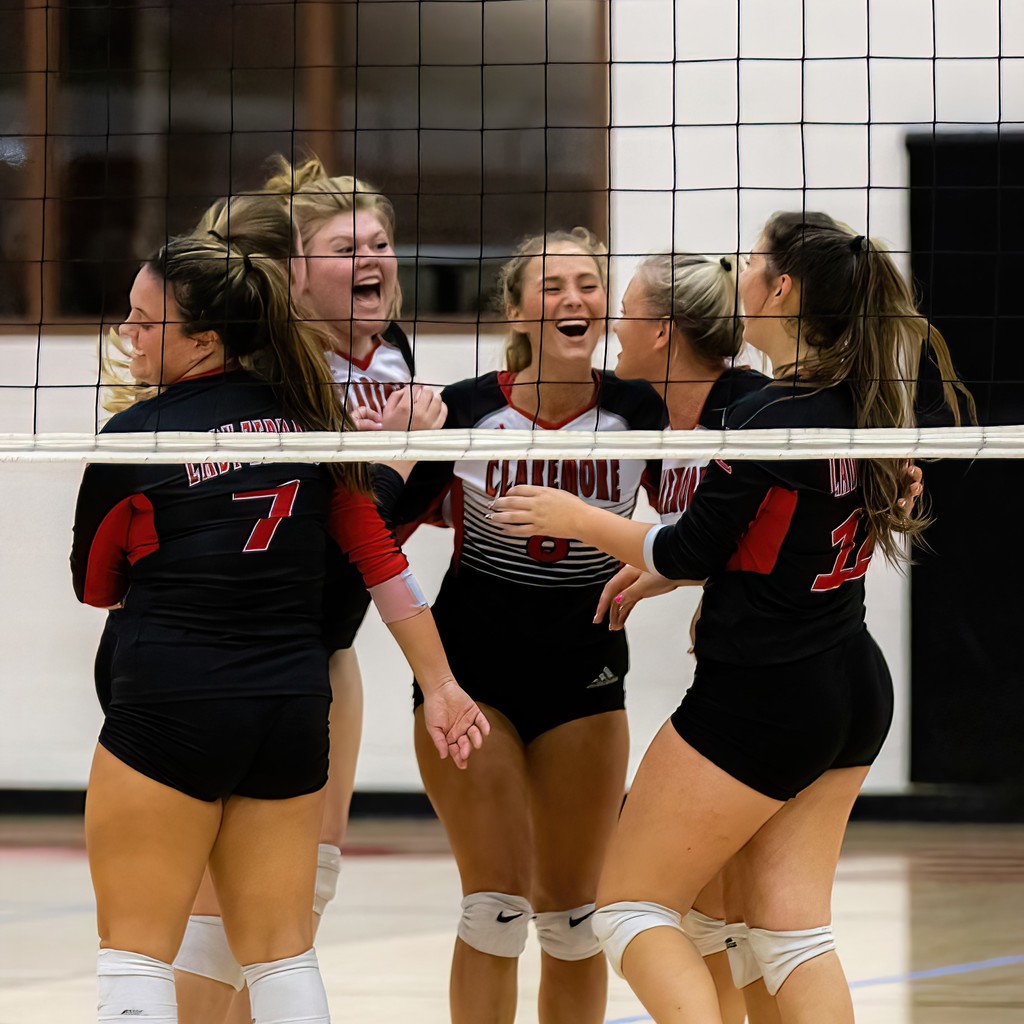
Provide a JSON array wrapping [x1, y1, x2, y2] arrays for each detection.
[[440, 371, 506, 427], [700, 367, 771, 428], [725, 379, 855, 430], [381, 322, 415, 375], [595, 370, 668, 429]]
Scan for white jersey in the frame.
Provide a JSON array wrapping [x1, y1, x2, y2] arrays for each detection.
[[454, 418, 641, 589], [656, 436, 707, 526], [399, 370, 666, 598], [324, 324, 414, 416], [387, 370, 664, 687]]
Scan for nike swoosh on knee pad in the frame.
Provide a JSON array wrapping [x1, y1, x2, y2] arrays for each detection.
[[569, 909, 596, 927]]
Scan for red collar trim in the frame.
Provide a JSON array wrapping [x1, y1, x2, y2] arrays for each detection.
[[331, 337, 382, 372], [497, 370, 600, 430], [178, 367, 229, 383]]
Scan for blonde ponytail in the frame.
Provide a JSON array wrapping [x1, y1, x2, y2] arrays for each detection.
[[633, 253, 742, 364], [99, 327, 156, 415]]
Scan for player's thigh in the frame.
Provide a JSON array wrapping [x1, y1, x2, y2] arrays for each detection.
[[322, 646, 364, 845], [596, 722, 781, 913], [208, 788, 326, 965], [693, 870, 728, 920], [86, 743, 221, 961], [526, 710, 629, 910], [732, 765, 869, 930], [722, 859, 746, 923], [190, 866, 221, 916], [415, 704, 533, 895]]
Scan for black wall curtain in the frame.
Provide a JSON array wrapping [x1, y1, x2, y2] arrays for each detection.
[[907, 134, 1024, 797]]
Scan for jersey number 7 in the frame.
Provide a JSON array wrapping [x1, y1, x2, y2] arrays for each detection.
[[232, 480, 301, 553]]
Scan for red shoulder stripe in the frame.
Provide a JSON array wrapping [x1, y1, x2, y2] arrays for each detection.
[[82, 494, 159, 607], [725, 486, 798, 575]]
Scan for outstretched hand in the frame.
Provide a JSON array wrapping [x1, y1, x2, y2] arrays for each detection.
[[422, 679, 490, 769], [489, 485, 588, 539]]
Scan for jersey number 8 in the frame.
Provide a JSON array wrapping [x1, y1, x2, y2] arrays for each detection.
[[527, 535, 571, 564]]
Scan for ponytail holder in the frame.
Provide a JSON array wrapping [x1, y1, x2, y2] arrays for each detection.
[[242, 253, 254, 273], [850, 235, 867, 253], [719, 256, 732, 272]]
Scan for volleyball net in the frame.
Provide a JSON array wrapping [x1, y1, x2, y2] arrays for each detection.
[[1, 0, 1021, 463]]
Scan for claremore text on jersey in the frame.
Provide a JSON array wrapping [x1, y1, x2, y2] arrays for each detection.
[[484, 458, 622, 503]]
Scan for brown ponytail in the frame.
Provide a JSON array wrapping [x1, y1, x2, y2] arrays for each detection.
[[147, 235, 370, 494], [761, 211, 976, 562]]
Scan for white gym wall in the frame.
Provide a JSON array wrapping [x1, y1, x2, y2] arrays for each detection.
[[2, 0, 1018, 795]]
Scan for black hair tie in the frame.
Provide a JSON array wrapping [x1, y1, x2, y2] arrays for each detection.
[[242, 253, 254, 273], [850, 235, 868, 253], [719, 256, 732, 272]]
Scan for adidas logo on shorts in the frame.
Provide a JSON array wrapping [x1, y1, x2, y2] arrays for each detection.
[[587, 667, 620, 689]]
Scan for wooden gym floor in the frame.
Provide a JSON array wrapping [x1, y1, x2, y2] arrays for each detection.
[[0, 817, 1021, 1022]]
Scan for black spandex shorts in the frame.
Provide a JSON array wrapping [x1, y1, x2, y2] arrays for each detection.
[[99, 695, 331, 802], [321, 545, 371, 654], [671, 628, 893, 801], [412, 633, 628, 745]]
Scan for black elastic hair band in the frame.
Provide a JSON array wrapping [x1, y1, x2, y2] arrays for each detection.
[[850, 235, 868, 253], [719, 256, 732, 272]]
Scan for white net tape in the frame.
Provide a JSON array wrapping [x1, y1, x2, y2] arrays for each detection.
[[1, 426, 1021, 464]]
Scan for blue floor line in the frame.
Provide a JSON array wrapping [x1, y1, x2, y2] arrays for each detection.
[[605, 953, 1024, 1024], [847, 953, 1024, 988]]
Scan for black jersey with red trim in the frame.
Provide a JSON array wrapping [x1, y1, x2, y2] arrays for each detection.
[[648, 380, 874, 666], [71, 369, 408, 702], [652, 367, 770, 524], [393, 369, 666, 645]]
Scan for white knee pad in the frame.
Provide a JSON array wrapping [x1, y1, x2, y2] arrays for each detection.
[[242, 948, 329, 1024], [97, 948, 176, 1023], [681, 909, 730, 957], [534, 903, 602, 962], [592, 901, 683, 979], [747, 925, 836, 995], [173, 915, 245, 991], [457, 892, 533, 958], [723, 926, 764, 988], [313, 843, 342, 917]]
